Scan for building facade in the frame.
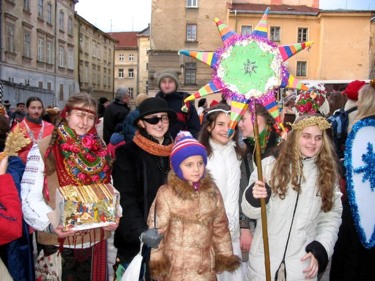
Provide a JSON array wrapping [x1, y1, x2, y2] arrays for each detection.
[[137, 25, 150, 95], [1, 0, 78, 107], [75, 14, 117, 101], [108, 31, 139, 103], [148, 0, 375, 99]]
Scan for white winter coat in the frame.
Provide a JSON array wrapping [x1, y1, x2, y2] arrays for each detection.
[[206, 139, 243, 281], [242, 156, 342, 281]]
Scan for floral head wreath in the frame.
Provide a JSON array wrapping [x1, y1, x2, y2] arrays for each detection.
[[288, 116, 331, 131], [294, 83, 328, 115]]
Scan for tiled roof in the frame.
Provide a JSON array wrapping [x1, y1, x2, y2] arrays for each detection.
[[107, 32, 138, 49], [229, 3, 320, 15]]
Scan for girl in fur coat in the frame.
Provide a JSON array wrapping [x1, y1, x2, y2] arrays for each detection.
[[148, 131, 241, 281]]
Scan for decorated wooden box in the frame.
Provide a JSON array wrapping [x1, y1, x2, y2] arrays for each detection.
[[56, 183, 120, 230]]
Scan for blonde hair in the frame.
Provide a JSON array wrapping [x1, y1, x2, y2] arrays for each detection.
[[270, 115, 339, 212], [355, 83, 375, 122]]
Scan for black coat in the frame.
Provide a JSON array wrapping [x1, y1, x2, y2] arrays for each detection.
[[103, 100, 130, 144], [155, 91, 200, 139], [113, 138, 171, 262]]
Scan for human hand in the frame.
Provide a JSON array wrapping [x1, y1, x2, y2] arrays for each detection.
[[301, 252, 319, 279], [103, 220, 119, 231], [0, 155, 9, 175], [240, 228, 252, 252], [53, 224, 76, 238], [252, 180, 267, 199]]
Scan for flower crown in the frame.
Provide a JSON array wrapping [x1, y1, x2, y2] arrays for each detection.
[[294, 88, 327, 115], [289, 116, 331, 131]]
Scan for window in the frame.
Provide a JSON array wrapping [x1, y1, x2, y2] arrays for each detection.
[[38, 0, 43, 18], [6, 24, 15, 52], [47, 82, 51, 90], [59, 10, 64, 31], [186, 0, 198, 7], [241, 26, 252, 35], [38, 81, 43, 88], [185, 62, 196, 84], [23, 31, 31, 58], [186, 24, 197, 41], [59, 84, 64, 101], [298, 28, 308, 43], [129, 54, 135, 61], [119, 68, 124, 78], [92, 65, 96, 82], [296, 61, 307, 76], [119, 54, 124, 62], [68, 17, 73, 35], [47, 40, 53, 64], [47, 3, 52, 24], [270, 26, 280, 42], [38, 37, 44, 61], [128, 68, 134, 78], [24, 0, 30, 11], [97, 43, 101, 59], [84, 64, 89, 82], [97, 66, 101, 86], [128, 88, 134, 98], [92, 40, 96, 57], [59, 46, 64, 67], [68, 48, 73, 69], [108, 70, 111, 87]]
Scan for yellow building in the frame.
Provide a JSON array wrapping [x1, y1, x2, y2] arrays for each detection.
[[148, 0, 375, 98]]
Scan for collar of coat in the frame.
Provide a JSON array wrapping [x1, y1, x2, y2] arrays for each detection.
[[167, 171, 217, 200]]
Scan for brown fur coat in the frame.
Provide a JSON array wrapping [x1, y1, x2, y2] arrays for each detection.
[[148, 172, 241, 281]]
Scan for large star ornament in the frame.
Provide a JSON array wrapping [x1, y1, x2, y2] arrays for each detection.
[[179, 8, 314, 136]]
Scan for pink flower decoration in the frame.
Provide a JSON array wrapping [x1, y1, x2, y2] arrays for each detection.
[[82, 136, 94, 149], [77, 173, 86, 180]]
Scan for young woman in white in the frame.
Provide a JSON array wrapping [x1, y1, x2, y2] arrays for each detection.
[[199, 103, 245, 281]]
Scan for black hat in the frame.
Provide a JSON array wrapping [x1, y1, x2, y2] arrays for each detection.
[[134, 97, 177, 126]]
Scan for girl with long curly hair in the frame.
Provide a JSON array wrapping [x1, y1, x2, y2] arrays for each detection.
[[241, 114, 342, 281]]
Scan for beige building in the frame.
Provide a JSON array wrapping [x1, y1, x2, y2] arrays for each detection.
[[1, 0, 79, 107], [228, 2, 375, 90], [148, 0, 375, 99], [75, 14, 117, 101], [108, 31, 139, 102], [137, 26, 150, 95], [149, 0, 228, 97]]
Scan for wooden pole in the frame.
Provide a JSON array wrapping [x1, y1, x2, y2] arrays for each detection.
[[253, 113, 271, 281]]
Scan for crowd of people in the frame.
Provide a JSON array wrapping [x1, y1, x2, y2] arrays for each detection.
[[0, 75, 374, 281]]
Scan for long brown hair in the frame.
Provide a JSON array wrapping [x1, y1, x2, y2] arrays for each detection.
[[45, 92, 98, 176], [270, 115, 339, 212]]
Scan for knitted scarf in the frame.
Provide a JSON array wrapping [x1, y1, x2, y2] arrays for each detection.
[[133, 130, 173, 156]]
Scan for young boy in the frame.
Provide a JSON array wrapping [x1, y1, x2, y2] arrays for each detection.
[[147, 131, 240, 280]]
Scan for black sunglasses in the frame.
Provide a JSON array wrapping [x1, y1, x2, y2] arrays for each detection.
[[142, 115, 169, 125]]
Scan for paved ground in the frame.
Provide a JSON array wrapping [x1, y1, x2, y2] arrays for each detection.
[[106, 233, 332, 281]]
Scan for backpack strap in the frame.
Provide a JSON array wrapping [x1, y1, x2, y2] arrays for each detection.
[[345, 106, 357, 114]]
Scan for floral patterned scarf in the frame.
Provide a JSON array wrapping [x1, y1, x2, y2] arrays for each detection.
[[53, 125, 112, 186]]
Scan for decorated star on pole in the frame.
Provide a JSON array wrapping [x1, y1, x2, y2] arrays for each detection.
[[179, 7, 313, 136]]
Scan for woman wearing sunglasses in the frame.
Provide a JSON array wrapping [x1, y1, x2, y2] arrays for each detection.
[[112, 97, 177, 280]]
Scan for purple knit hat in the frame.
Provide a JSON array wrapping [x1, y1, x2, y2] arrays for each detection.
[[170, 131, 207, 180]]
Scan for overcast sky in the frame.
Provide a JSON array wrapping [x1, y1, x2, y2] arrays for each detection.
[[75, 0, 374, 33], [75, 0, 152, 32]]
